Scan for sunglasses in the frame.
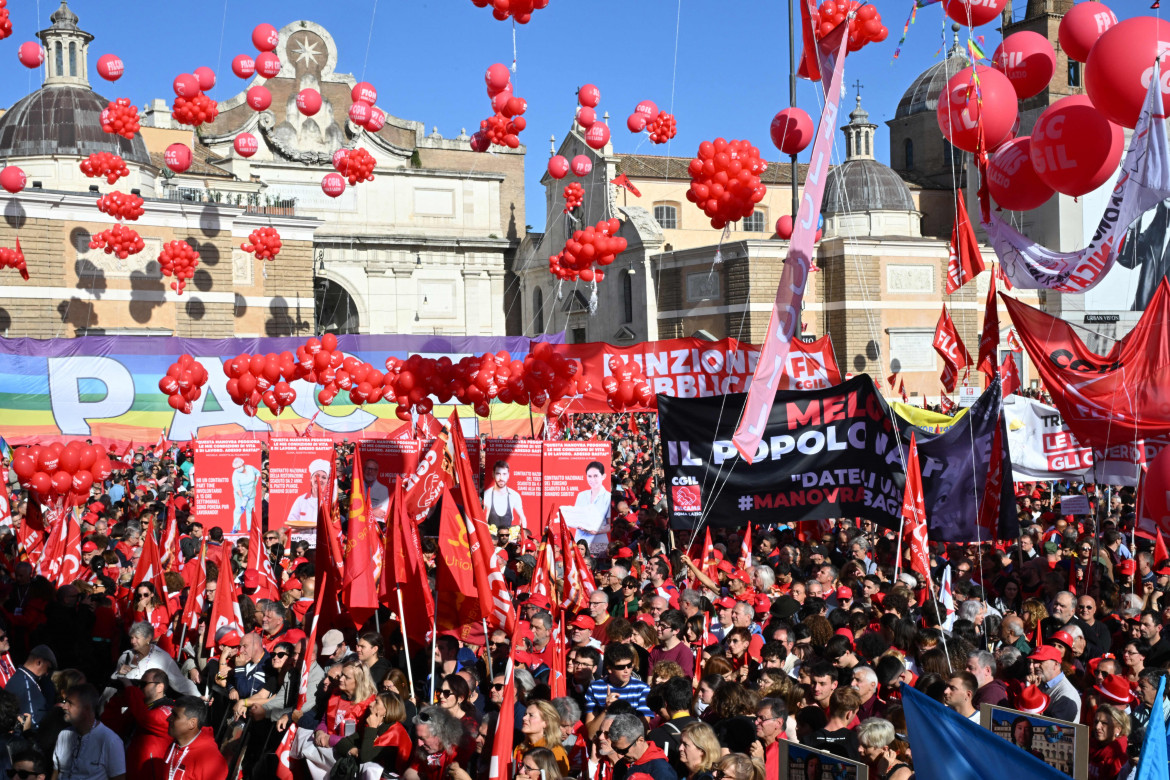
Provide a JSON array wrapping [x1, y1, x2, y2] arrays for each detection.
[[609, 663, 633, 671], [8, 770, 36, 779], [438, 689, 454, 698], [489, 641, 509, 648], [136, 591, 151, 598], [273, 652, 290, 659], [491, 683, 506, 691]]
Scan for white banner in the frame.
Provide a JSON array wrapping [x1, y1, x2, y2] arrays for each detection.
[[1003, 394, 1092, 481]]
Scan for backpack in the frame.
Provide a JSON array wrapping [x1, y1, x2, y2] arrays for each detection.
[[331, 754, 361, 780]]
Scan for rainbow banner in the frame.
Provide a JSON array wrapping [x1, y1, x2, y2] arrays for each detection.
[[0, 333, 562, 448]]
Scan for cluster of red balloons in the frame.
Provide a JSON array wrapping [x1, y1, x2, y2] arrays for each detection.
[[223, 351, 300, 418], [11, 442, 115, 504], [548, 218, 627, 283], [472, 64, 527, 151], [164, 143, 193, 174], [80, 153, 130, 185], [295, 334, 348, 407], [100, 98, 140, 140], [0, 0, 11, 41], [230, 24, 283, 86], [96, 53, 124, 81], [348, 82, 388, 133], [241, 227, 282, 261], [89, 225, 144, 259], [647, 113, 677, 145], [547, 154, 593, 180], [572, 84, 610, 150], [626, 98, 656, 133], [770, 108, 813, 155], [0, 240, 27, 280], [0, 166, 24, 194], [686, 138, 768, 230], [812, 1, 888, 51], [603, 358, 654, 411], [158, 240, 200, 295], [158, 354, 208, 414], [172, 93, 218, 128], [468, 0, 550, 24], [562, 181, 583, 213], [96, 191, 144, 222], [334, 148, 376, 185]]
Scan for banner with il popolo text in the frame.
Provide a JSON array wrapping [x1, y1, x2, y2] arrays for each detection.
[[558, 336, 842, 412], [357, 440, 420, 523], [660, 376, 905, 530], [1002, 395, 1092, 481], [268, 437, 336, 531], [0, 332, 561, 449], [193, 438, 263, 536]]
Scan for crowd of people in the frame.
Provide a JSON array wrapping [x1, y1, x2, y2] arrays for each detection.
[[0, 408, 1162, 780]]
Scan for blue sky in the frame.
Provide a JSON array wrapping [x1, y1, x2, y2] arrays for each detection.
[[0, 0, 1095, 228]]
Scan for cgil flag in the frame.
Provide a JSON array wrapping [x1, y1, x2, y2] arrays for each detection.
[[902, 433, 931, 581]]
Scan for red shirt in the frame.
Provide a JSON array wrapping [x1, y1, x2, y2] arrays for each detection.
[[124, 686, 173, 778], [261, 627, 307, 653], [158, 727, 228, 780]]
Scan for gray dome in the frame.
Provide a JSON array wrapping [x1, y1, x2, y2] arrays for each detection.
[[823, 159, 916, 215], [894, 41, 970, 119], [0, 85, 151, 164]]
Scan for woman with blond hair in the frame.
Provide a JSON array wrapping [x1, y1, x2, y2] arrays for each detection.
[[677, 722, 721, 780], [1089, 704, 1130, 780], [857, 718, 913, 780], [514, 699, 570, 774], [516, 747, 564, 780], [333, 691, 413, 777], [713, 753, 764, 780]]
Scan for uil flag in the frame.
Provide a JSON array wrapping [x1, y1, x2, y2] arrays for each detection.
[[436, 490, 489, 644], [934, 305, 973, 391], [205, 541, 243, 648], [738, 523, 753, 571], [37, 508, 81, 586], [977, 267, 1000, 378], [342, 447, 378, 629], [898, 379, 909, 403], [946, 190, 986, 294], [999, 352, 1022, 396], [1006, 327, 1022, 352], [131, 524, 172, 619], [699, 527, 720, 584]]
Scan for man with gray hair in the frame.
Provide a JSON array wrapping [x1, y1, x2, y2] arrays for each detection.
[[999, 614, 1031, 655], [679, 589, 704, 620], [850, 665, 884, 719], [966, 650, 1007, 706], [751, 566, 777, 595], [603, 713, 678, 780]]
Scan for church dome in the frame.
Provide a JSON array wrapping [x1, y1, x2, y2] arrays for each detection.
[[894, 26, 970, 119], [0, 85, 151, 164], [823, 158, 916, 214]]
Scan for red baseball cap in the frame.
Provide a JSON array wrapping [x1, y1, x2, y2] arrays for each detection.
[[1028, 645, 1063, 664], [616, 548, 634, 558], [836, 586, 853, 601], [570, 615, 596, 630], [241, 570, 260, 590], [281, 578, 303, 593], [1117, 559, 1138, 576], [752, 594, 771, 614], [716, 596, 736, 610]]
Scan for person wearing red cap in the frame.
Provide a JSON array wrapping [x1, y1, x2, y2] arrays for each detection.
[[1028, 645, 1081, 721], [569, 615, 601, 650]]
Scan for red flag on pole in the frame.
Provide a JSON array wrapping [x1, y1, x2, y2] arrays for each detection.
[[977, 268, 1000, 379], [548, 614, 568, 699], [436, 490, 489, 644], [131, 523, 172, 619], [381, 481, 435, 649], [934, 305, 973, 391], [1156, 528, 1169, 565], [999, 353, 1021, 396], [342, 445, 378, 629], [738, 523, 752, 571], [488, 653, 517, 780], [160, 498, 180, 572], [403, 431, 454, 524], [902, 434, 931, 581], [179, 543, 206, 633], [946, 189, 986, 295], [977, 415, 1005, 541], [246, 508, 281, 603], [898, 379, 909, 404], [205, 540, 243, 647]]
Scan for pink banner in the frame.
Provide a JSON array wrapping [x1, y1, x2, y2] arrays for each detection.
[[732, 26, 851, 462]]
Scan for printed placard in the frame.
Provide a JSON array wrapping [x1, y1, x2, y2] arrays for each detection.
[[193, 438, 263, 536]]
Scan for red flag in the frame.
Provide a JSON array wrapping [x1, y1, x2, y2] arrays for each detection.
[[449, 410, 517, 635], [1006, 327, 1022, 352], [390, 425, 412, 441], [416, 413, 443, 439], [152, 430, 169, 457], [946, 189, 986, 294], [1156, 528, 1169, 565], [381, 481, 435, 649], [548, 614, 568, 700], [436, 490, 488, 644], [37, 508, 81, 586], [132, 523, 172, 619], [887, 372, 898, 390], [160, 498, 180, 572], [902, 434, 931, 581], [996, 260, 1013, 291], [488, 652, 517, 780], [898, 379, 909, 404], [934, 305, 973, 391], [342, 445, 378, 629], [246, 509, 281, 603], [628, 413, 638, 437], [610, 173, 641, 197], [699, 527, 719, 584], [738, 523, 752, 571], [402, 430, 454, 524], [939, 392, 956, 415], [179, 543, 206, 633], [115, 443, 134, 470], [556, 517, 595, 615], [278, 563, 329, 780], [205, 538, 243, 647], [977, 415, 1005, 541], [977, 267, 1000, 378], [999, 353, 1021, 396]]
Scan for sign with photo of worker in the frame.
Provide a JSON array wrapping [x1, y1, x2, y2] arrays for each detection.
[[193, 438, 263, 537], [981, 704, 1087, 779], [268, 437, 336, 530]]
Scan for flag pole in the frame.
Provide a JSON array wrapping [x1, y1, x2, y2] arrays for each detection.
[[429, 606, 438, 703], [396, 589, 416, 699]]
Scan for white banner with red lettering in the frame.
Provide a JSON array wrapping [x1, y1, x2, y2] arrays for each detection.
[[1002, 394, 1092, 481]]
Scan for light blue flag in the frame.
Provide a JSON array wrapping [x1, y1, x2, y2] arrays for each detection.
[[1137, 676, 1169, 780], [901, 684, 1069, 780], [0, 437, 10, 461]]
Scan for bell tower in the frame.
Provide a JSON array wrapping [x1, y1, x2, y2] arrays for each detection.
[[36, 1, 92, 89]]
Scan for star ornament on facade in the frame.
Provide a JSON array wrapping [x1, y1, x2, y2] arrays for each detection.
[[292, 36, 321, 67]]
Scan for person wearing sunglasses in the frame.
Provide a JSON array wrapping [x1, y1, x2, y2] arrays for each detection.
[[246, 641, 298, 724], [601, 713, 677, 780], [122, 670, 173, 780], [332, 691, 413, 778], [402, 705, 470, 780], [6, 750, 46, 780], [584, 644, 653, 739], [436, 674, 477, 735]]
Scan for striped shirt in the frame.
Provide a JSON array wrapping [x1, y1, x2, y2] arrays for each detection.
[[585, 677, 652, 717]]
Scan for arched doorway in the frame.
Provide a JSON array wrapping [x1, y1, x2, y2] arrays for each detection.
[[314, 277, 361, 335]]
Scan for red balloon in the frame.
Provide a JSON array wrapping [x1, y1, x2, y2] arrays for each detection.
[[485, 63, 511, 93], [571, 155, 593, 177], [585, 123, 610, 150], [349, 101, 372, 126], [1085, 16, 1170, 129], [365, 107, 387, 133], [172, 73, 200, 98], [770, 107, 814, 155], [0, 166, 25, 194], [993, 31, 1056, 99], [322, 173, 346, 198], [578, 84, 601, 108], [937, 65, 1018, 152], [943, 0, 1008, 27], [246, 86, 272, 112], [17, 42, 42, 69], [11, 454, 34, 481], [297, 88, 322, 116], [72, 470, 93, 495], [576, 106, 597, 129], [231, 54, 256, 79], [548, 155, 570, 179], [96, 54, 124, 81], [1059, 1, 1118, 63], [352, 82, 378, 105], [234, 133, 258, 157], [194, 66, 216, 91], [776, 215, 794, 239], [634, 100, 659, 121], [987, 137, 1054, 211], [252, 23, 280, 52], [29, 472, 50, 498], [255, 52, 281, 79], [627, 114, 647, 133], [51, 470, 72, 495], [164, 143, 192, 173], [1030, 95, 1123, 197]]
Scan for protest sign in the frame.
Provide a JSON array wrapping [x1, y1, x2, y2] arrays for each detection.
[[193, 438, 263, 536], [268, 437, 335, 530]]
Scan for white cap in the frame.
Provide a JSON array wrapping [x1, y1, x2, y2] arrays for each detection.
[[232, 457, 244, 469], [308, 459, 330, 476]]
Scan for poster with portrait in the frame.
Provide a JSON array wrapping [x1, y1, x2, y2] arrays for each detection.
[[357, 440, 421, 522], [483, 439, 543, 537], [779, 739, 869, 780], [543, 441, 614, 555], [268, 437, 336, 531], [981, 704, 1088, 779], [193, 438, 264, 537]]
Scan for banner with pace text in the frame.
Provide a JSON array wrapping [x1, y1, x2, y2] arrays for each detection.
[[0, 332, 560, 449], [558, 336, 842, 412], [193, 438, 263, 536], [268, 437, 336, 531]]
